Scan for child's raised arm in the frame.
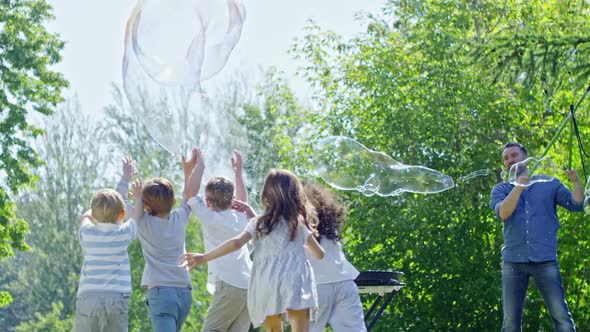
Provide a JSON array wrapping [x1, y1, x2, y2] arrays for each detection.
[[184, 148, 205, 200], [181, 147, 200, 200], [130, 179, 144, 221], [121, 156, 136, 183], [179, 230, 252, 271], [232, 149, 247, 202], [305, 234, 325, 260], [117, 156, 137, 215]]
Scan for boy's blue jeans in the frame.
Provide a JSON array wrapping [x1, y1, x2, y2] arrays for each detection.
[[146, 286, 193, 332], [501, 260, 575, 332]]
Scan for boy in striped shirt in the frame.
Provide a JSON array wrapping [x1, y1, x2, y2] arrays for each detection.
[[73, 159, 142, 332]]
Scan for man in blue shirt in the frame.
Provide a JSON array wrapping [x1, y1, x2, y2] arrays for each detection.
[[490, 142, 584, 332]]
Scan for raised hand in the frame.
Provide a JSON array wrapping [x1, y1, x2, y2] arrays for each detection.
[[121, 156, 137, 182], [566, 169, 580, 183], [232, 149, 247, 201], [130, 179, 143, 201], [181, 147, 198, 176], [231, 149, 243, 174], [184, 148, 205, 200], [195, 148, 205, 174], [130, 179, 145, 221], [178, 253, 206, 271], [232, 199, 257, 219]]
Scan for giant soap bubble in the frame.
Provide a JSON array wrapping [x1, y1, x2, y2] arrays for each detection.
[[122, 0, 246, 155], [125, 0, 246, 86], [311, 136, 454, 196], [505, 156, 556, 187]]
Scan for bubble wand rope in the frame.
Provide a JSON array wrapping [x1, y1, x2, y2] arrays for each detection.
[[529, 83, 590, 175], [569, 105, 574, 170], [570, 103, 590, 183]]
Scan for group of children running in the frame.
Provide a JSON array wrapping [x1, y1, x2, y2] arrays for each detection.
[[73, 148, 367, 332]]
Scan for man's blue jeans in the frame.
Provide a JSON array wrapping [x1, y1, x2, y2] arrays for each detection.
[[146, 287, 192, 332], [502, 261, 575, 332]]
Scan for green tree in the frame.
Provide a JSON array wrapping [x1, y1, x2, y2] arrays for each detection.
[[0, 0, 68, 307], [15, 302, 72, 332], [238, 68, 316, 193], [471, 1, 590, 328], [289, 0, 590, 330], [0, 98, 107, 329]]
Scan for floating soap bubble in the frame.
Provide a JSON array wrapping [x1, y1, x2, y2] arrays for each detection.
[[197, 0, 246, 80], [122, 40, 247, 156], [127, 0, 204, 86], [122, 44, 195, 155], [126, 0, 246, 86], [458, 169, 492, 182], [122, 0, 246, 155], [311, 136, 454, 196], [506, 156, 556, 187]]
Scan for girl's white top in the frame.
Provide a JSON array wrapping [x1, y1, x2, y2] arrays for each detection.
[[306, 238, 359, 285]]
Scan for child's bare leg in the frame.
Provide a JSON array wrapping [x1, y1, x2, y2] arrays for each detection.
[[263, 314, 283, 332], [286, 308, 310, 332]]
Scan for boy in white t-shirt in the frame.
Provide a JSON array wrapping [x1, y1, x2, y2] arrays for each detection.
[[187, 149, 252, 331]]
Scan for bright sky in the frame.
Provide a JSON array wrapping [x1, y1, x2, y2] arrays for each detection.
[[46, 0, 387, 115]]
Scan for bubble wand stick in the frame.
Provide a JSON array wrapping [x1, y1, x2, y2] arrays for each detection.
[[529, 84, 590, 175]]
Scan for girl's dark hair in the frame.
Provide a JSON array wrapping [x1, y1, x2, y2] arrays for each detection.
[[303, 181, 346, 242], [256, 169, 318, 241]]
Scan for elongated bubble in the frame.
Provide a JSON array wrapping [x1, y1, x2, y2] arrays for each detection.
[[311, 136, 454, 196], [458, 169, 491, 182], [506, 156, 556, 187]]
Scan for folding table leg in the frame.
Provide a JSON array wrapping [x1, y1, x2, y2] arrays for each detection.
[[365, 294, 383, 324], [366, 291, 397, 331]]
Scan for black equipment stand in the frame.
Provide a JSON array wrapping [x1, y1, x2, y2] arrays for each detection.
[[355, 270, 406, 331]]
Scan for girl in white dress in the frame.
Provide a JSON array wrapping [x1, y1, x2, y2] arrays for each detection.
[[180, 169, 324, 331]]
